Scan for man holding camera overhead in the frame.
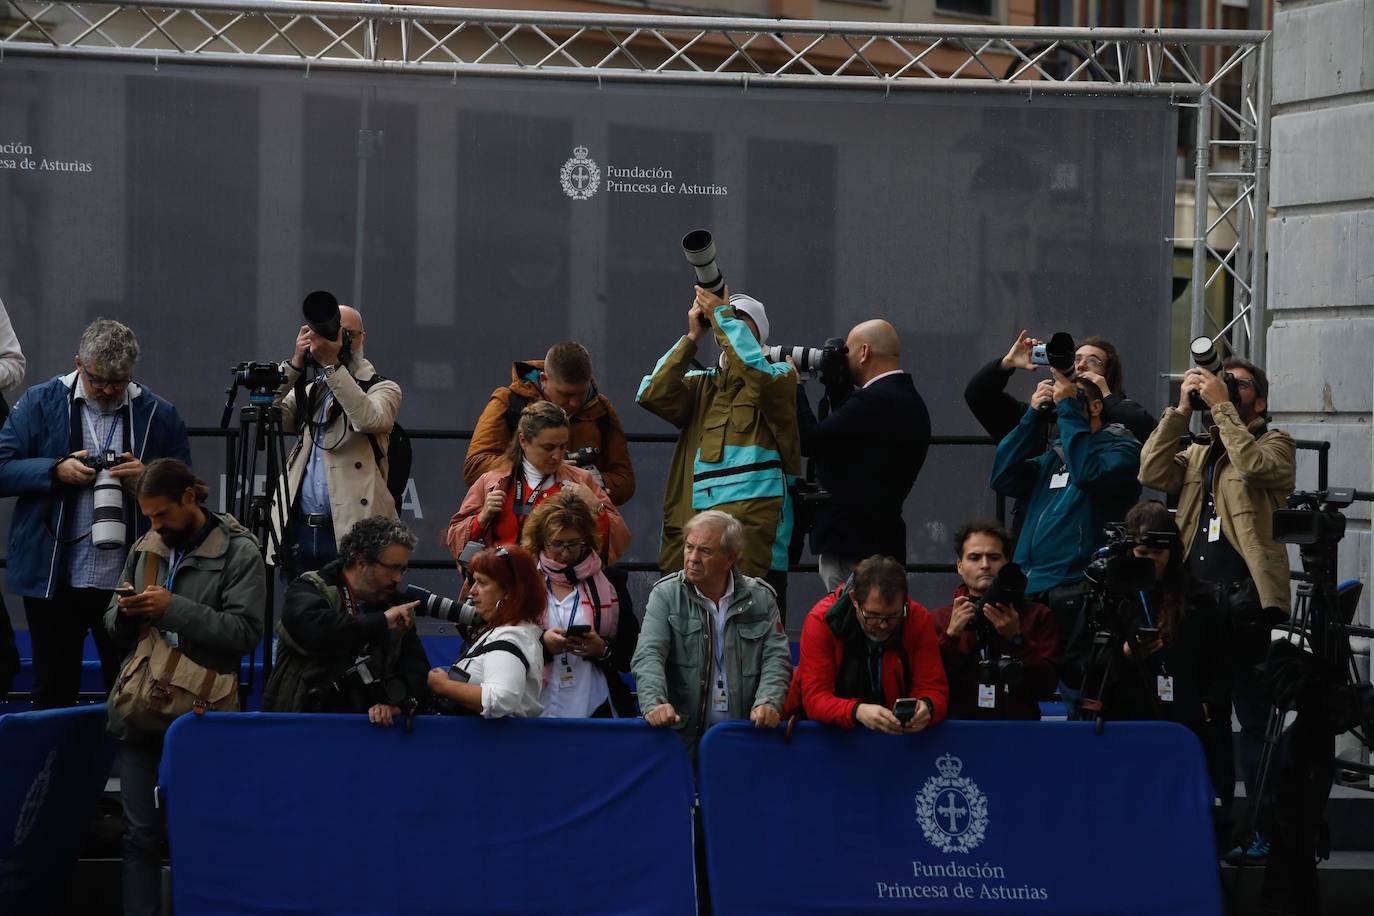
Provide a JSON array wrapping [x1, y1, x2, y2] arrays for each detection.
[[637, 284, 800, 612], [930, 521, 1059, 720], [782, 555, 947, 734], [989, 371, 1141, 712], [1138, 355, 1294, 864], [270, 296, 401, 577], [0, 318, 190, 708], [792, 319, 931, 590]]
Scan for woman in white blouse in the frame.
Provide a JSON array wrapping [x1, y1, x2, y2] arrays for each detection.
[[426, 545, 545, 718]]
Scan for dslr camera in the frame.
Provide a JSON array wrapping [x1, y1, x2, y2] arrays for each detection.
[[971, 563, 1027, 690], [78, 448, 125, 472], [402, 585, 482, 628], [1187, 336, 1241, 412], [566, 445, 601, 468], [766, 337, 851, 391], [302, 656, 406, 713]]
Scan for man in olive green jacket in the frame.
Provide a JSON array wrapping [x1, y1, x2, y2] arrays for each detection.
[[104, 459, 265, 916], [632, 510, 792, 760], [636, 287, 800, 584]]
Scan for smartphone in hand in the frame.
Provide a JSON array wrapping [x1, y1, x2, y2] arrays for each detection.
[[114, 584, 138, 598], [893, 698, 919, 725], [565, 624, 592, 639]]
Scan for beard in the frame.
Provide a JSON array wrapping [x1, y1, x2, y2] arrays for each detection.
[[160, 524, 196, 550]]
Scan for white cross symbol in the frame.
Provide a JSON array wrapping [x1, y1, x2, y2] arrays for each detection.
[[939, 791, 967, 833], [572, 166, 590, 189]]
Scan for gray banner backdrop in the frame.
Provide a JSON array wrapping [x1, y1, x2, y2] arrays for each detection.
[[0, 58, 1176, 635]]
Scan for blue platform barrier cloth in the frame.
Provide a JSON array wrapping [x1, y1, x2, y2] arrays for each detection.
[[161, 713, 697, 916], [0, 705, 118, 915], [698, 720, 1222, 915]]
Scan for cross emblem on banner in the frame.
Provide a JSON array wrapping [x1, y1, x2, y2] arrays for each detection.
[[939, 791, 967, 833], [571, 166, 590, 189]]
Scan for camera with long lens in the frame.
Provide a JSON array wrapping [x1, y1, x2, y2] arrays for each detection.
[[971, 563, 1027, 691], [82, 448, 127, 551], [766, 337, 852, 392], [1187, 336, 1241, 412], [402, 585, 482, 628], [302, 289, 354, 366], [682, 229, 726, 305], [221, 361, 289, 428], [1031, 332, 1078, 417], [301, 656, 406, 713]]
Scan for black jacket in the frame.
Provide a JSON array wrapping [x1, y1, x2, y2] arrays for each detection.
[[963, 357, 1157, 445], [797, 372, 931, 561], [262, 560, 431, 713]]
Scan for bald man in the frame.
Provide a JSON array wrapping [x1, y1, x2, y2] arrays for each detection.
[[270, 303, 403, 575], [795, 319, 931, 590]]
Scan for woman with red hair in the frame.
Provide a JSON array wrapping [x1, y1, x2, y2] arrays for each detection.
[[427, 545, 545, 718]]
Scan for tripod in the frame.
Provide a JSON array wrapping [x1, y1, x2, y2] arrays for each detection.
[[1237, 481, 1374, 915], [220, 365, 297, 688], [1075, 591, 1160, 732]]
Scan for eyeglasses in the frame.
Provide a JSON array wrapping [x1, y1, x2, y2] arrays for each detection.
[[1233, 377, 1255, 391], [1076, 354, 1105, 370], [374, 560, 408, 575], [857, 607, 907, 626], [82, 367, 132, 392], [547, 539, 587, 555]]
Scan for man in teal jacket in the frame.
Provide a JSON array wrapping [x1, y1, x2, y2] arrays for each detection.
[[632, 509, 792, 760], [989, 373, 1141, 666]]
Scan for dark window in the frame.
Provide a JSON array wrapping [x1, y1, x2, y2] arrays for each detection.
[[937, 0, 996, 17]]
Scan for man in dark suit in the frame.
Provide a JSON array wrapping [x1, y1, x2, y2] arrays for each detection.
[[794, 320, 931, 589]]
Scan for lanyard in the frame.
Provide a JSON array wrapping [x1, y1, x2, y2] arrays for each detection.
[[81, 402, 121, 456], [867, 648, 884, 700], [165, 548, 186, 591], [339, 578, 359, 618], [551, 583, 581, 665], [712, 599, 727, 685], [512, 473, 553, 517], [311, 391, 334, 453], [1138, 591, 1156, 627]]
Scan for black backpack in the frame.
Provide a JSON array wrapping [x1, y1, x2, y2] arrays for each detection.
[[358, 374, 412, 510]]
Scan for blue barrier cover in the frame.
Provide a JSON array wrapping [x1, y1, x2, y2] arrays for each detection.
[[698, 720, 1221, 915], [0, 705, 118, 915], [162, 713, 697, 916]]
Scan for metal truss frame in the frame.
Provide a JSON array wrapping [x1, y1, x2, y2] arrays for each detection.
[[0, 0, 1272, 362]]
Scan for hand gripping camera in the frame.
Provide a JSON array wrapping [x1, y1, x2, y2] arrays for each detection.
[[972, 563, 1027, 691], [79, 448, 129, 551], [1187, 336, 1241, 412]]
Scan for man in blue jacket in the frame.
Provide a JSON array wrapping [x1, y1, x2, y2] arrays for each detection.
[[794, 320, 931, 589], [989, 371, 1141, 700], [0, 319, 190, 707]]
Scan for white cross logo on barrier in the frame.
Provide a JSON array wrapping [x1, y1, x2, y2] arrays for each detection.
[[939, 791, 968, 833]]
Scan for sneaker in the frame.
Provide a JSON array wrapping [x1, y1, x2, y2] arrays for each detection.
[[1225, 832, 1270, 865]]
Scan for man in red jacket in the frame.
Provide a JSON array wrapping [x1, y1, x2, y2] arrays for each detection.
[[931, 521, 1060, 720], [785, 555, 948, 733]]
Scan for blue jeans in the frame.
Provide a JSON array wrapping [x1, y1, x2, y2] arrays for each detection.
[[284, 515, 338, 581]]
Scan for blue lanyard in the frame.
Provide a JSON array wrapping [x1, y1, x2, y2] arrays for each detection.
[[165, 549, 187, 591], [548, 582, 582, 631], [1138, 591, 1156, 627]]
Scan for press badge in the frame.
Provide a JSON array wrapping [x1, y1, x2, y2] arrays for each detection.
[[978, 684, 997, 709], [559, 659, 576, 689], [164, 632, 180, 649], [1208, 516, 1222, 542], [1049, 472, 1070, 489], [1157, 676, 1175, 702], [712, 679, 729, 712]]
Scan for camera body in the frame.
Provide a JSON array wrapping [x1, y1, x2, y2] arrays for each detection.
[[78, 448, 124, 472], [766, 338, 851, 392], [302, 656, 406, 713], [970, 563, 1027, 691], [231, 361, 287, 397], [565, 445, 601, 468]]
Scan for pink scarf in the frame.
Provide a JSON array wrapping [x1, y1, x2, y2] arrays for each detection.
[[537, 549, 620, 639]]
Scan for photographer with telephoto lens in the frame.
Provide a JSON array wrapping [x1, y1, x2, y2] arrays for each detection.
[[637, 243, 800, 614], [269, 292, 402, 577], [0, 318, 190, 708], [789, 319, 931, 589], [262, 516, 429, 725], [1139, 353, 1295, 864], [932, 521, 1059, 720]]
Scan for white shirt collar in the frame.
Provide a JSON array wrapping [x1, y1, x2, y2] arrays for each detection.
[[692, 574, 735, 614], [863, 369, 904, 389]]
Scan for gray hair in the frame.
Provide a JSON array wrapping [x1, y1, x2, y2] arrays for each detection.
[[683, 510, 744, 558], [339, 516, 418, 567], [78, 319, 140, 376]]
